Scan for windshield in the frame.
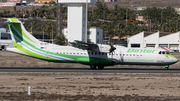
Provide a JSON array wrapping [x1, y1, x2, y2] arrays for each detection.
[[158, 51, 170, 54]]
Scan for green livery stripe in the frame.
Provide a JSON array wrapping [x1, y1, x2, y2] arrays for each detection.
[[7, 22, 17, 47], [164, 54, 178, 60], [9, 24, 46, 53], [12, 41, 59, 61], [13, 23, 36, 44]]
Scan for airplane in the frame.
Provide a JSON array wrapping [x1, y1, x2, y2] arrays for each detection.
[[6, 18, 178, 70]]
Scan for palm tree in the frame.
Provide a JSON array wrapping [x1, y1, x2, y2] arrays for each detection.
[[14, 6, 16, 17], [52, 7, 56, 17], [54, 34, 66, 45]]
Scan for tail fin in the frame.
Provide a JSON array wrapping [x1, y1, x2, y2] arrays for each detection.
[[7, 18, 41, 47]]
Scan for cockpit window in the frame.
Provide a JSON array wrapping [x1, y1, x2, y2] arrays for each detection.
[[159, 51, 170, 54]]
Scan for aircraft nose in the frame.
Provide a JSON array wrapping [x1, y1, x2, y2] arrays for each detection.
[[175, 58, 179, 63], [168, 54, 178, 63], [172, 56, 178, 63]]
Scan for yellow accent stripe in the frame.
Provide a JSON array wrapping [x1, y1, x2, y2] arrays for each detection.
[[10, 18, 18, 23]]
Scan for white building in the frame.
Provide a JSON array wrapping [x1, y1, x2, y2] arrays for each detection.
[[63, 28, 103, 44], [59, 0, 96, 43], [59, 0, 103, 44], [175, 8, 180, 14], [128, 31, 180, 52], [134, 7, 147, 11]]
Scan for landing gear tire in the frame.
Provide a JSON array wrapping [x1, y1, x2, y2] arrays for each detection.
[[164, 65, 169, 70], [98, 65, 104, 69], [165, 67, 169, 70], [90, 64, 96, 69]]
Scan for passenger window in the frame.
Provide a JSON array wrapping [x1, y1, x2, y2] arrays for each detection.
[[99, 52, 101, 55], [105, 53, 107, 55], [102, 53, 104, 55], [159, 51, 161, 54], [84, 53, 86, 55], [130, 54, 132, 56], [133, 54, 135, 56], [91, 52, 93, 55], [95, 52, 97, 55], [123, 54, 125, 56]]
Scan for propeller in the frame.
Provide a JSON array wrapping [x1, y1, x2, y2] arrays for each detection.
[[109, 44, 116, 53]]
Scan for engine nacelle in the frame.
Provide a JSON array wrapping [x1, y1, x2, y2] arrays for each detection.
[[90, 44, 115, 53]]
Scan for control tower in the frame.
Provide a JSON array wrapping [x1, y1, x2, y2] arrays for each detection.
[[59, 0, 96, 43]]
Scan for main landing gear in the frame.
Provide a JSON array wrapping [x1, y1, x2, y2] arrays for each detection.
[[90, 64, 104, 69], [164, 65, 169, 70]]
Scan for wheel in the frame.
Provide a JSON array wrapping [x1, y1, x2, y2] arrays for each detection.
[[90, 64, 96, 69], [98, 65, 104, 69], [164, 65, 169, 70], [165, 67, 169, 70]]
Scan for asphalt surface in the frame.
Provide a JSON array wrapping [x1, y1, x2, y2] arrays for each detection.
[[0, 67, 180, 73]]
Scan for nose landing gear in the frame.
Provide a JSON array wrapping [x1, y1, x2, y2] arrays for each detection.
[[164, 65, 169, 70]]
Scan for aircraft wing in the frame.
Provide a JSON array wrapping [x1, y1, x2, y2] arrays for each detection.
[[69, 41, 116, 53]]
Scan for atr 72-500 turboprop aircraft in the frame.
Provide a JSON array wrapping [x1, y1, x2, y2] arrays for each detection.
[[6, 18, 178, 70]]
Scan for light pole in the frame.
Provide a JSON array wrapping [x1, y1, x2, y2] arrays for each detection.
[[92, 5, 94, 21], [52, 24, 53, 44], [85, 0, 88, 43], [23, 5, 25, 20], [31, 23, 32, 34], [177, 18, 178, 32], [126, 8, 128, 26], [118, 23, 120, 41], [149, 19, 151, 32], [158, 20, 159, 30], [43, 28, 44, 42], [161, 11, 163, 24], [140, 19, 141, 31], [103, 10, 105, 20]]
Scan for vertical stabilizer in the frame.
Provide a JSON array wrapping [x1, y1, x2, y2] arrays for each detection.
[[7, 18, 41, 47], [7, 18, 49, 60]]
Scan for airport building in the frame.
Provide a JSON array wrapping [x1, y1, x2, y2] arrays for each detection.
[[60, 0, 104, 44], [128, 31, 180, 52]]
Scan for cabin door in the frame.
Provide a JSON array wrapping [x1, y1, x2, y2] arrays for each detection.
[[119, 51, 124, 62], [46, 51, 50, 60]]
